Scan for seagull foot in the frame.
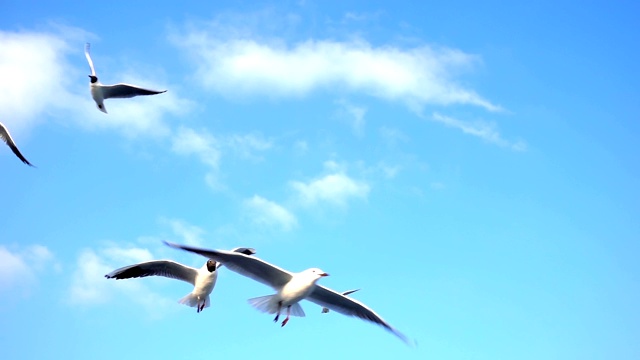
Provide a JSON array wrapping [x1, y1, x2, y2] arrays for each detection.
[[281, 317, 289, 327]]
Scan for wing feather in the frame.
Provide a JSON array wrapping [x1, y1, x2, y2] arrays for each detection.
[[102, 84, 166, 99], [105, 260, 199, 285], [308, 285, 410, 344], [0, 122, 33, 166], [84, 43, 96, 76]]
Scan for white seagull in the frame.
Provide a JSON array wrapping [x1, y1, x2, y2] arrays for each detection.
[[105, 247, 256, 313], [0, 122, 34, 167], [84, 43, 167, 114], [164, 241, 411, 344]]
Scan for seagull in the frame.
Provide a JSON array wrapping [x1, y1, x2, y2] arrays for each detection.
[[322, 289, 359, 313], [105, 247, 256, 313], [0, 122, 34, 166], [84, 43, 167, 114], [164, 241, 411, 344]]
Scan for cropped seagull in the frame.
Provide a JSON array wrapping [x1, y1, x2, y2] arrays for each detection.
[[0, 122, 34, 167], [164, 241, 410, 344], [105, 247, 256, 313], [84, 43, 167, 114], [322, 289, 359, 313]]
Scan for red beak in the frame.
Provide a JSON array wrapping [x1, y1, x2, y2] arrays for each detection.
[[321, 273, 330, 277]]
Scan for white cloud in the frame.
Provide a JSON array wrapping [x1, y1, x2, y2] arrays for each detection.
[[67, 244, 175, 317], [0, 30, 76, 134], [172, 31, 501, 112], [161, 218, 205, 246], [291, 167, 370, 207], [244, 195, 297, 231], [0, 244, 56, 291], [432, 112, 527, 151]]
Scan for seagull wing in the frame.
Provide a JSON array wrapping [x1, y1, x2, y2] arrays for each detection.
[[0, 122, 33, 166], [307, 285, 410, 344], [105, 260, 199, 286], [84, 43, 96, 77], [164, 241, 292, 290], [216, 247, 257, 269], [101, 84, 167, 99]]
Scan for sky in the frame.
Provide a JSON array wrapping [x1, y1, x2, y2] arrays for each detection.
[[1, 0, 639, 359]]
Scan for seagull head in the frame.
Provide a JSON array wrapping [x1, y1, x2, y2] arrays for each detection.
[[306, 268, 330, 280], [88, 75, 98, 83], [206, 259, 217, 272]]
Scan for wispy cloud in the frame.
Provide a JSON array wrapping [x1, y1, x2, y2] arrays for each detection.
[[432, 112, 527, 151], [290, 161, 370, 207], [0, 244, 56, 293], [244, 195, 297, 231], [171, 126, 221, 168], [379, 126, 410, 147], [67, 243, 175, 317], [171, 126, 274, 189], [336, 100, 367, 136], [172, 28, 501, 112], [161, 218, 206, 246]]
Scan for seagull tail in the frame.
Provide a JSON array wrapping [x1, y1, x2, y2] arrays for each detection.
[[178, 292, 210, 309], [248, 295, 278, 314]]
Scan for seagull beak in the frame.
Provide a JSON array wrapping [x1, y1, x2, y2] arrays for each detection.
[[321, 273, 329, 277]]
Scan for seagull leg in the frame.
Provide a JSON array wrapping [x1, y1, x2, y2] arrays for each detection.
[[273, 301, 282, 323], [281, 306, 291, 327]]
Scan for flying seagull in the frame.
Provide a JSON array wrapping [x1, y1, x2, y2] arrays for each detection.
[[105, 247, 256, 313], [322, 289, 359, 313], [164, 241, 411, 344], [0, 122, 34, 167], [84, 43, 167, 114]]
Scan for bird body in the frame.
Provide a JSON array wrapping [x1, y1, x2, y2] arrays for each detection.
[[84, 43, 166, 114]]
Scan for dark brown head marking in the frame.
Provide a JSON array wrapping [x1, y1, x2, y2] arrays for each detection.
[[206, 259, 217, 272]]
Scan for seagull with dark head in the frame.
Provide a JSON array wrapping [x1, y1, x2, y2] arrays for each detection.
[[164, 241, 412, 344], [0, 122, 34, 167], [105, 247, 256, 313], [84, 43, 167, 114]]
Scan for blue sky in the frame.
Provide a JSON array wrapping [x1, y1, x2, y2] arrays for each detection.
[[1, 0, 639, 359]]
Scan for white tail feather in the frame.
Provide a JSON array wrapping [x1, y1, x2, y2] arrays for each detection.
[[289, 302, 306, 317], [178, 293, 210, 309], [248, 295, 278, 314], [247, 295, 306, 317]]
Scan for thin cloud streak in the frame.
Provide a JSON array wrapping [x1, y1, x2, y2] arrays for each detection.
[[432, 112, 527, 151]]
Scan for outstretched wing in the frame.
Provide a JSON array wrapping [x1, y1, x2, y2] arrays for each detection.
[[102, 84, 167, 99], [0, 122, 34, 166], [105, 260, 199, 286], [308, 285, 411, 344], [84, 43, 96, 76], [164, 241, 292, 290], [216, 247, 257, 270]]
